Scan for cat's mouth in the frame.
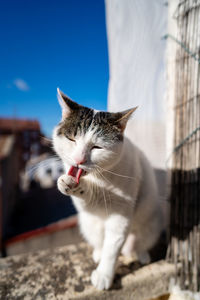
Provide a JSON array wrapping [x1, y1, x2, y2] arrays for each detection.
[[68, 166, 86, 184]]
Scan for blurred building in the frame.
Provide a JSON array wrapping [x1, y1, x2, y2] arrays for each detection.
[[0, 118, 49, 254], [0, 135, 17, 252], [0, 118, 41, 172], [0, 117, 77, 256], [21, 154, 64, 191]]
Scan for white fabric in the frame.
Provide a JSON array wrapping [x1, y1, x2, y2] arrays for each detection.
[[105, 0, 167, 169]]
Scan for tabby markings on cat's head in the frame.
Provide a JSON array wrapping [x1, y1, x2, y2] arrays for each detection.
[[53, 88, 137, 173]]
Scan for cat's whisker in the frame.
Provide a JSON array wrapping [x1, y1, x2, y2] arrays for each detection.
[[95, 165, 139, 181], [41, 136, 53, 143], [96, 168, 112, 185], [90, 183, 95, 207], [94, 175, 100, 208], [95, 169, 134, 210], [26, 164, 49, 176], [95, 169, 111, 215], [86, 173, 94, 206], [27, 159, 60, 172], [27, 156, 61, 168], [96, 170, 109, 216], [92, 183, 98, 208], [48, 154, 61, 160], [23, 156, 64, 180], [95, 169, 113, 208], [102, 186, 109, 216]]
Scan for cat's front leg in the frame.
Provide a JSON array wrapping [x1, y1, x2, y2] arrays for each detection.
[[91, 214, 130, 290], [57, 174, 83, 195]]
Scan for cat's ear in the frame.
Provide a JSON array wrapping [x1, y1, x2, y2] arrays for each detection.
[[116, 107, 138, 132], [57, 88, 79, 119]]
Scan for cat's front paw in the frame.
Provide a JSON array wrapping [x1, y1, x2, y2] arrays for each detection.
[[91, 269, 113, 290], [57, 174, 78, 195]]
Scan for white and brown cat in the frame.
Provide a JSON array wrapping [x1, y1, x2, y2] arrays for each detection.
[[53, 88, 165, 290]]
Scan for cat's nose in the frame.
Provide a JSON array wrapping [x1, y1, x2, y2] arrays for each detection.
[[76, 158, 87, 165]]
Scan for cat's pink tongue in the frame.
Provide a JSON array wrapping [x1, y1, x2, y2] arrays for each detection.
[[68, 166, 83, 184]]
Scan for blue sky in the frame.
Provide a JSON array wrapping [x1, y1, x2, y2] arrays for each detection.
[[0, 0, 109, 136]]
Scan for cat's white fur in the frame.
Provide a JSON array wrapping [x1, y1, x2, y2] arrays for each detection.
[[53, 90, 165, 290]]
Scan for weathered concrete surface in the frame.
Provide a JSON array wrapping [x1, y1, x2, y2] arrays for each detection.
[[0, 243, 175, 300]]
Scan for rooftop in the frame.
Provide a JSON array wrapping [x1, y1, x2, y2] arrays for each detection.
[[0, 118, 40, 132]]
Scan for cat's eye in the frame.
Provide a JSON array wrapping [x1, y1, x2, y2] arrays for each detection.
[[66, 136, 75, 142], [92, 145, 102, 150]]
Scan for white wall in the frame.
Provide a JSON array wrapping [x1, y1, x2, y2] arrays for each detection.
[[105, 0, 167, 169]]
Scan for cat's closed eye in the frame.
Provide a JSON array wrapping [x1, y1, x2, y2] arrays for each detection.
[[66, 136, 75, 142], [91, 145, 102, 150]]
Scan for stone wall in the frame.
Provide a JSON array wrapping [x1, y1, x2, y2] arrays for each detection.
[[0, 243, 175, 300]]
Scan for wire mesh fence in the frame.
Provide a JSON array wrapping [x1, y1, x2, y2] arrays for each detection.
[[167, 0, 200, 292]]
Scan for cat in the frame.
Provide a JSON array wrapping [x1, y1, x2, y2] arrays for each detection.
[[53, 88, 165, 290]]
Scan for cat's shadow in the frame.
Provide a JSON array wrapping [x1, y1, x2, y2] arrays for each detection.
[[112, 232, 168, 290], [112, 259, 142, 290]]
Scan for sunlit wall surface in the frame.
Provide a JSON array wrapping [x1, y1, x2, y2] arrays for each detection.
[[105, 0, 167, 169]]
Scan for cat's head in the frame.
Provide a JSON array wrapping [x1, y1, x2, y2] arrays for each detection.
[[53, 89, 137, 174]]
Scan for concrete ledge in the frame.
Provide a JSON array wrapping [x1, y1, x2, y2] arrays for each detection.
[[0, 243, 175, 300]]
